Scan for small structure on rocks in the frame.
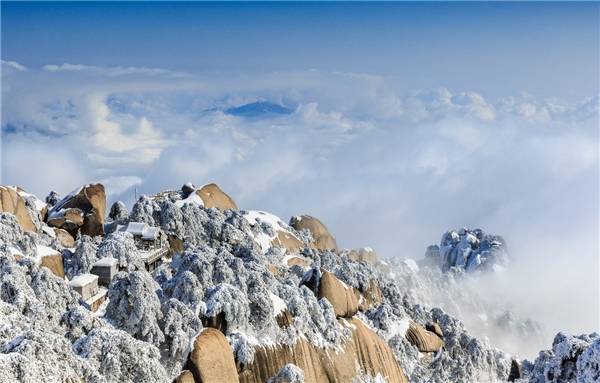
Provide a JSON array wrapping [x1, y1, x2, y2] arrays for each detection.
[[118, 222, 169, 271], [68, 273, 107, 312], [91, 257, 119, 286], [69, 274, 99, 299]]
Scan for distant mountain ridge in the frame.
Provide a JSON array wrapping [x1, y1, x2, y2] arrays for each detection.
[[224, 101, 293, 118]]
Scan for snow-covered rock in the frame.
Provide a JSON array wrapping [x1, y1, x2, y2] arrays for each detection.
[[427, 228, 508, 273], [519, 332, 600, 383]]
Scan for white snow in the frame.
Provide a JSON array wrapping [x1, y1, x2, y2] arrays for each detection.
[[16, 189, 47, 212], [396, 318, 411, 337], [41, 225, 57, 238], [35, 245, 60, 263], [120, 222, 161, 240], [244, 210, 286, 230], [269, 292, 287, 316], [254, 233, 273, 253], [174, 191, 204, 208], [243, 210, 294, 253], [69, 273, 98, 288], [281, 253, 295, 266], [403, 258, 420, 273], [8, 246, 23, 257]]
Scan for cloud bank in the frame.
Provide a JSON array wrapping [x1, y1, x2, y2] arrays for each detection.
[[1, 62, 599, 347]]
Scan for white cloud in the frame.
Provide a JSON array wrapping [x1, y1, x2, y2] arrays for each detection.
[[1, 60, 27, 72], [1, 63, 598, 343]]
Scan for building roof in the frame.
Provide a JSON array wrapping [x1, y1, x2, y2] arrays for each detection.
[[119, 222, 161, 240], [142, 226, 160, 240], [69, 273, 98, 288], [124, 222, 147, 236], [93, 257, 118, 267]]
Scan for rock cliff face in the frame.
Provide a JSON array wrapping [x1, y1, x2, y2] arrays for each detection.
[[0, 185, 38, 232], [0, 183, 587, 383], [47, 183, 106, 237], [290, 215, 338, 251], [238, 318, 407, 383]]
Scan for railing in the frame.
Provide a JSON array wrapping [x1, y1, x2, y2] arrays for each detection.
[[143, 246, 169, 265]]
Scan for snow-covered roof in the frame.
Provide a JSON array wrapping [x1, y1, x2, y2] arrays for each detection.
[[142, 226, 160, 240], [124, 222, 147, 236], [69, 273, 98, 288], [93, 257, 118, 267], [120, 222, 161, 240]]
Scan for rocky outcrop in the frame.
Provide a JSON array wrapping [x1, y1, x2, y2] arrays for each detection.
[[54, 228, 75, 248], [272, 231, 304, 253], [174, 370, 195, 383], [285, 255, 311, 268], [47, 184, 106, 237], [425, 322, 443, 338], [318, 271, 358, 318], [289, 215, 337, 251], [47, 208, 84, 234], [428, 228, 508, 273], [189, 328, 240, 383], [238, 318, 408, 383], [356, 280, 383, 312], [347, 247, 378, 264], [196, 183, 238, 210], [405, 321, 445, 353], [40, 252, 65, 278], [0, 185, 36, 232]]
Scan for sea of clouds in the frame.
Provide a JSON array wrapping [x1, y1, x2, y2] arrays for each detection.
[[1, 60, 598, 351]]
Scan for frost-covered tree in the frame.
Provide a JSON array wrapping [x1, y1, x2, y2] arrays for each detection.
[[179, 203, 209, 246], [130, 195, 161, 225], [170, 247, 215, 287], [64, 235, 98, 279], [576, 336, 600, 382], [108, 201, 129, 224], [247, 273, 276, 336], [229, 332, 257, 365], [212, 251, 235, 285], [60, 305, 99, 341], [45, 191, 61, 207], [105, 271, 165, 344], [268, 364, 305, 383], [164, 270, 205, 312], [159, 200, 184, 237], [160, 298, 202, 377], [1, 329, 101, 382], [521, 332, 600, 383], [204, 283, 250, 334], [74, 327, 168, 383], [97, 231, 143, 271], [0, 213, 36, 258]]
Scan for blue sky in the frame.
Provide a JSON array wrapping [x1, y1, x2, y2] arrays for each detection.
[[2, 2, 598, 100], [1, 2, 599, 339]]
